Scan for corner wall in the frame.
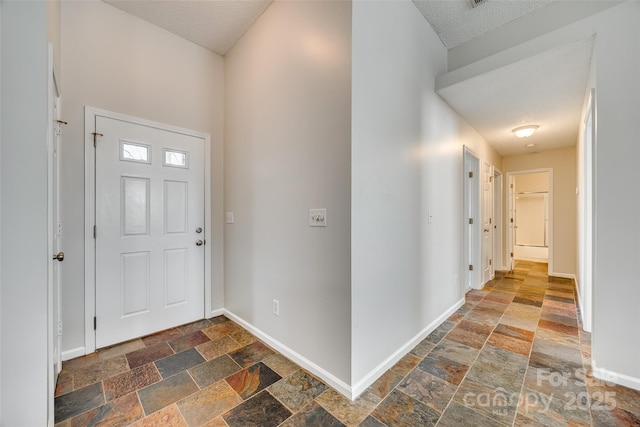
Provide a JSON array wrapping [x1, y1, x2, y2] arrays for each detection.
[[60, 1, 225, 357], [1, 2, 50, 424], [224, 0, 352, 386], [351, 0, 500, 390]]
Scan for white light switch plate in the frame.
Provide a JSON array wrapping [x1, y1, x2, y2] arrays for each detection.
[[226, 212, 234, 224], [309, 209, 327, 227]]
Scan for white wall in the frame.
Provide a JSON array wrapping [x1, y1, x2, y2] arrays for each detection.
[[589, 1, 640, 387], [351, 0, 500, 389], [224, 1, 352, 386], [60, 1, 225, 356], [0, 2, 50, 424]]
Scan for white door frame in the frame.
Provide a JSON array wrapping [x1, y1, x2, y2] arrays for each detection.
[[84, 107, 212, 354], [463, 146, 481, 290], [482, 161, 494, 284], [493, 169, 504, 270], [506, 168, 554, 274]]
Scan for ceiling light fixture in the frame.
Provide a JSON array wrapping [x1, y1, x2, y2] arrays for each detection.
[[512, 125, 539, 138], [525, 143, 537, 148]]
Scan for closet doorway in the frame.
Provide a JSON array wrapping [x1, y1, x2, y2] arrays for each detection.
[[507, 169, 553, 272]]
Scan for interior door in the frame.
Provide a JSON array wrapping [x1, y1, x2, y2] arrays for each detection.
[[52, 96, 62, 374], [482, 162, 493, 284], [95, 116, 205, 349], [508, 176, 516, 270]]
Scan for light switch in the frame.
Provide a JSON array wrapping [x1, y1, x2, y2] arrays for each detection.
[[309, 209, 327, 227], [226, 212, 234, 224]]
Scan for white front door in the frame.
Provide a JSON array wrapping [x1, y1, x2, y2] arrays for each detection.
[[95, 116, 205, 349], [482, 162, 493, 284]]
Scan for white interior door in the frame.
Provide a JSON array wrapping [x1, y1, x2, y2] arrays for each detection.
[[482, 162, 494, 284], [48, 44, 63, 425], [52, 97, 62, 374], [95, 116, 205, 349], [463, 148, 480, 290]]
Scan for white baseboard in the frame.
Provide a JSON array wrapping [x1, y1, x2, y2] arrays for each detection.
[[223, 310, 353, 400], [350, 297, 465, 398], [592, 360, 640, 392], [549, 272, 576, 280], [209, 308, 224, 318], [62, 346, 86, 361]]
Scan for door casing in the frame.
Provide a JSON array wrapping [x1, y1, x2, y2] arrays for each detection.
[[506, 168, 554, 274], [83, 107, 212, 354]]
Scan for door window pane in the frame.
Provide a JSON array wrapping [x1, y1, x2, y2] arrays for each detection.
[[120, 141, 151, 164], [163, 149, 188, 168]]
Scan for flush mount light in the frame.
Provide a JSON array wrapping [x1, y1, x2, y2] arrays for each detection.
[[525, 143, 537, 148], [512, 125, 539, 138]]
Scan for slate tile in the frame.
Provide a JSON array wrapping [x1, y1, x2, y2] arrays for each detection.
[[225, 362, 281, 400], [189, 354, 242, 389], [176, 380, 243, 426], [137, 371, 199, 415], [269, 369, 327, 412], [55, 382, 105, 423], [155, 348, 205, 379], [223, 390, 291, 427], [126, 343, 174, 369], [372, 389, 440, 427], [280, 401, 345, 427]]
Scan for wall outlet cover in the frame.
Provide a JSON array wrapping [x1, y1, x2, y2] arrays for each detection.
[[309, 209, 327, 227]]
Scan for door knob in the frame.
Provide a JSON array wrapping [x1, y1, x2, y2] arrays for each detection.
[[52, 252, 65, 262], [196, 227, 202, 234], [195, 240, 203, 246]]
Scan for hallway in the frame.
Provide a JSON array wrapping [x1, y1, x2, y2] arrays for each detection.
[[54, 261, 640, 426]]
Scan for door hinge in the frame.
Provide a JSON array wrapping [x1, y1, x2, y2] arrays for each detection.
[[489, 176, 493, 182], [510, 183, 513, 189], [93, 317, 97, 330], [93, 225, 97, 239], [489, 218, 492, 224], [469, 171, 473, 178], [510, 252, 514, 258], [469, 264, 474, 271], [469, 218, 474, 225], [92, 132, 103, 147], [510, 218, 514, 223], [489, 259, 493, 266]]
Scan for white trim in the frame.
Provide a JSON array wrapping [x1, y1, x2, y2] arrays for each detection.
[[506, 168, 554, 274], [61, 347, 86, 362], [84, 106, 212, 354], [224, 310, 353, 399], [549, 272, 576, 280], [351, 298, 465, 399], [592, 360, 640, 392], [209, 308, 224, 318]]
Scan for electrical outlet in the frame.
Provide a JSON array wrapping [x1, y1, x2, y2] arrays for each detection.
[[309, 209, 327, 227], [273, 299, 280, 316]]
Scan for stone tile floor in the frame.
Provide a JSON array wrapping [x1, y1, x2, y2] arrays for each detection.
[[55, 261, 640, 426]]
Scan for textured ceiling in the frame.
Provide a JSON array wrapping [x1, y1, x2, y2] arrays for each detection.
[[413, 0, 555, 48], [436, 37, 594, 157], [104, 0, 274, 55]]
